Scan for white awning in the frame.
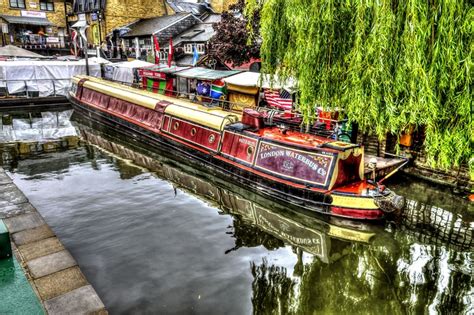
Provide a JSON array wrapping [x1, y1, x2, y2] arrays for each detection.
[[0, 14, 53, 26], [224, 72, 298, 92]]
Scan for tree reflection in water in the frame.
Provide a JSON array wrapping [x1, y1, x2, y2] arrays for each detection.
[[246, 227, 472, 314], [251, 258, 296, 315]]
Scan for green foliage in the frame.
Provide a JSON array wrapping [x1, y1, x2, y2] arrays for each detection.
[[250, 0, 473, 171]]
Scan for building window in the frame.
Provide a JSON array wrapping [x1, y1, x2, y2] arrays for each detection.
[[184, 43, 205, 54], [87, 0, 99, 11], [184, 44, 193, 54], [40, 0, 54, 11], [196, 44, 205, 53], [9, 0, 26, 9], [158, 51, 167, 61]]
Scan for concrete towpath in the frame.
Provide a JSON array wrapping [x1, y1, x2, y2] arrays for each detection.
[[0, 167, 107, 314]]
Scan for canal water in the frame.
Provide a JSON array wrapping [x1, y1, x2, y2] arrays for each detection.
[[1, 113, 473, 314]]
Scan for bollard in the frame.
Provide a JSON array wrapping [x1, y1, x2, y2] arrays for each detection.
[[0, 219, 12, 259]]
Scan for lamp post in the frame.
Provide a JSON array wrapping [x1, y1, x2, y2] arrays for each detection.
[[97, 11, 103, 45]]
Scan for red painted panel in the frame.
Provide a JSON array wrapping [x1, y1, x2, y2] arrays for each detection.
[[96, 93, 110, 109], [128, 106, 162, 129], [332, 152, 363, 188], [333, 181, 374, 195], [221, 131, 257, 164], [108, 97, 130, 114], [331, 206, 383, 220], [162, 115, 170, 131], [76, 78, 88, 99], [81, 88, 94, 104], [81, 88, 109, 108], [168, 118, 220, 151]]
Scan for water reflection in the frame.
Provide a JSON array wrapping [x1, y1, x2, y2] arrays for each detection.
[[0, 110, 79, 166], [4, 119, 473, 314], [77, 124, 474, 314]]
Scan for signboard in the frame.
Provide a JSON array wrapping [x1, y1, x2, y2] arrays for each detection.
[[46, 36, 59, 43], [21, 10, 46, 18], [78, 13, 86, 21], [91, 13, 98, 21], [1, 23, 8, 34], [138, 69, 166, 80], [29, 1, 37, 8], [254, 141, 334, 187]]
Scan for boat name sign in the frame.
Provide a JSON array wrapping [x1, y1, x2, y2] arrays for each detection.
[[255, 142, 334, 186]]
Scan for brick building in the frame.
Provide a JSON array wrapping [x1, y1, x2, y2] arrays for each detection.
[[67, 0, 168, 47], [67, 0, 237, 48]]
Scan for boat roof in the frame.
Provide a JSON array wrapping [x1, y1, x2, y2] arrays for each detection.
[[75, 76, 240, 130]]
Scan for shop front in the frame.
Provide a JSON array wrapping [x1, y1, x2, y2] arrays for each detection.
[[0, 11, 63, 49], [137, 64, 190, 96]]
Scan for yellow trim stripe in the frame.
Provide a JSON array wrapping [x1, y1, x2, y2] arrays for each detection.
[[328, 226, 375, 243], [331, 194, 378, 209]]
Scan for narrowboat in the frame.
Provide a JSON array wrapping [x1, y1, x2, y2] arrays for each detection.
[[68, 75, 405, 220]]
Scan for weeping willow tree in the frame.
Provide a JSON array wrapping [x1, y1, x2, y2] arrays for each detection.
[[247, 0, 473, 173]]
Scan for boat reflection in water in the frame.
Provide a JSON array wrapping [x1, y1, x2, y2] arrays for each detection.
[[76, 121, 472, 314], [79, 124, 380, 264]]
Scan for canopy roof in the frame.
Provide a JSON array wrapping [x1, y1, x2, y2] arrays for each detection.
[[113, 60, 154, 69], [0, 45, 46, 59], [122, 13, 193, 38], [105, 60, 154, 84], [175, 67, 241, 81], [88, 57, 112, 64], [0, 14, 53, 26], [139, 64, 190, 74]]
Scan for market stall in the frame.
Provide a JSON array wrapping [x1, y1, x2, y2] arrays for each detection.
[[137, 64, 190, 96], [0, 59, 101, 97], [223, 72, 297, 112], [174, 67, 241, 105], [103, 59, 154, 85]]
